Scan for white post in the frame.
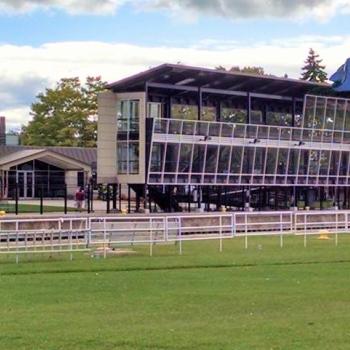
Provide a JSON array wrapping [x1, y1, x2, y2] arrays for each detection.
[[219, 216, 223, 252], [280, 213, 283, 248], [245, 213, 248, 249], [304, 214, 307, 248], [70, 231, 73, 261], [150, 218, 153, 257], [103, 218, 107, 259], [179, 218, 182, 255]]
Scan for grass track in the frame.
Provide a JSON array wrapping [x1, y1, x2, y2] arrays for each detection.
[[1, 235, 350, 349]]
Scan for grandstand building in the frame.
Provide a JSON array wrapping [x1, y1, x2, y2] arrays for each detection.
[[97, 63, 350, 212]]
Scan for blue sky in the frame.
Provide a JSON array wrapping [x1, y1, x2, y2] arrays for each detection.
[[0, 0, 350, 130]]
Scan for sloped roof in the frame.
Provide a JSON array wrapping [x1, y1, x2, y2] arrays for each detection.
[[107, 63, 331, 98], [0, 145, 96, 166]]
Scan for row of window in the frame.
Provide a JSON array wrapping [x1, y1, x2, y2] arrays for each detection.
[[150, 142, 349, 178]]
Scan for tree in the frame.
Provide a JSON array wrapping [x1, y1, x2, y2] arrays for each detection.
[[300, 48, 328, 82], [215, 65, 266, 75], [21, 76, 107, 147]]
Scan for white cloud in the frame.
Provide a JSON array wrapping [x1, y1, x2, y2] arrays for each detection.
[[1, 0, 350, 20], [0, 0, 126, 14], [0, 36, 348, 130], [147, 0, 350, 21]]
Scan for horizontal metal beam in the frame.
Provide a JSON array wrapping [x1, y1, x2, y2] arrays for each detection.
[[148, 82, 303, 102]]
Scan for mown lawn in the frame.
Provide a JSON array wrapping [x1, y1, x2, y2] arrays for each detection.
[[0, 235, 350, 350], [0, 203, 79, 213]]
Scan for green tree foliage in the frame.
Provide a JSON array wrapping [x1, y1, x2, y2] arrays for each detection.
[[21, 76, 107, 147], [215, 65, 266, 75], [300, 48, 328, 82]]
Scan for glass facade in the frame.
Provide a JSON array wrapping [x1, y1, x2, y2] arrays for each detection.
[[148, 95, 350, 186], [117, 99, 140, 174]]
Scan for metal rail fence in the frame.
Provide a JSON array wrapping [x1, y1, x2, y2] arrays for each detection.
[[0, 210, 349, 261]]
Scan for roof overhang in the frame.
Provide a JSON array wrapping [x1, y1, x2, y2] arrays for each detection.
[[107, 63, 331, 98], [0, 149, 92, 172]]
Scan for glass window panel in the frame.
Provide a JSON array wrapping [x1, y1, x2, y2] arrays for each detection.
[[150, 143, 164, 172], [233, 124, 245, 138], [335, 100, 346, 131], [308, 150, 320, 176], [329, 151, 340, 176], [314, 97, 326, 129], [277, 149, 288, 175], [192, 144, 206, 173], [171, 104, 198, 120], [247, 125, 257, 138], [218, 146, 231, 173], [251, 110, 262, 124], [242, 147, 254, 174], [182, 121, 195, 135], [205, 145, 219, 173], [128, 142, 139, 174], [339, 152, 349, 176], [147, 102, 162, 118], [221, 123, 233, 137], [319, 150, 330, 176], [221, 108, 246, 123], [117, 142, 128, 174], [230, 146, 243, 174], [208, 123, 220, 137], [288, 149, 298, 175], [345, 101, 350, 131], [164, 143, 179, 172], [265, 148, 277, 174], [324, 98, 336, 130], [195, 121, 209, 136], [303, 96, 316, 128], [178, 144, 193, 173], [266, 112, 292, 126], [202, 106, 216, 121], [169, 119, 182, 134], [299, 150, 309, 175], [154, 118, 168, 133], [253, 148, 265, 174]]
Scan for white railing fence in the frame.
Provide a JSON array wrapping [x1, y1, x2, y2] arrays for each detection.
[[0, 210, 349, 262]]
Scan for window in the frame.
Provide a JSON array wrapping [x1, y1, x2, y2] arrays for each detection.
[[171, 104, 198, 120], [221, 107, 246, 123], [147, 102, 162, 118], [117, 99, 140, 174]]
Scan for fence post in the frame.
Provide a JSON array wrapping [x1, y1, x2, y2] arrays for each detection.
[[178, 217, 182, 255], [150, 218, 153, 257], [15, 184, 18, 215], [304, 214, 307, 248], [245, 213, 248, 249], [64, 184, 68, 215], [87, 184, 91, 214], [40, 184, 44, 215], [219, 215, 223, 252], [106, 184, 110, 214], [103, 218, 107, 259], [280, 213, 283, 248]]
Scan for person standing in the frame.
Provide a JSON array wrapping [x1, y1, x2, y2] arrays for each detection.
[[75, 187, 85, 212]]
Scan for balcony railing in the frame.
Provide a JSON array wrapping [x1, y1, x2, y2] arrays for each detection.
[[153, 118, 350, 144]]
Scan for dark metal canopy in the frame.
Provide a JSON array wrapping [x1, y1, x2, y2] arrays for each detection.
[[108, 63, 330, 98]]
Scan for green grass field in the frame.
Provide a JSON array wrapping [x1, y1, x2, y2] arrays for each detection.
[[1, 235, 350, 349], [0, 203, 80, 213]]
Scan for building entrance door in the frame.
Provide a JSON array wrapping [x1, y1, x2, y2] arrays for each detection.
[[17, 171, 34, 198]]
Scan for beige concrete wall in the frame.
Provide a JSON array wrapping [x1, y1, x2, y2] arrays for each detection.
[[115, 91, 146, 184], [97, 90, 146, 185], [97, 91, 118, 183], [65, 170, 78, 196]]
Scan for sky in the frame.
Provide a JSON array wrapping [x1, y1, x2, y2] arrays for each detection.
[[1, 0, 350, 131]]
